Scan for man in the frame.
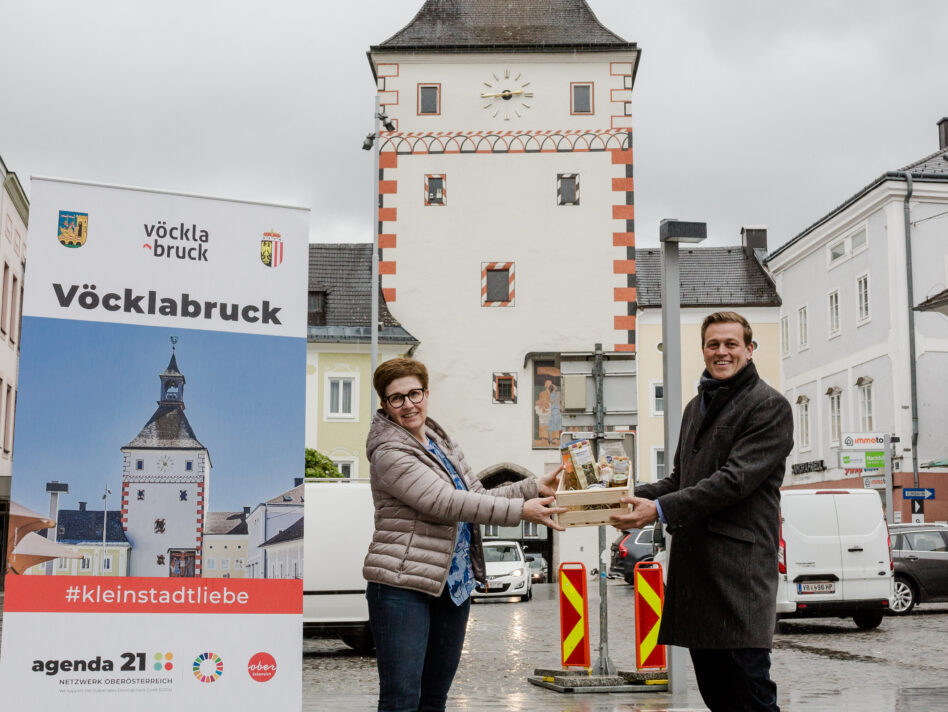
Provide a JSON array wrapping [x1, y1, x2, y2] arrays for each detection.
[[611, 311, 793, 712]]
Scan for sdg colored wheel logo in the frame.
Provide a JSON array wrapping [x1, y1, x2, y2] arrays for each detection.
[[192, 652, 224, 683]]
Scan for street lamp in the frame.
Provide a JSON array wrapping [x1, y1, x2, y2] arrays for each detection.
[[659, 218, 706, 696], [361, 99, 395, 409]]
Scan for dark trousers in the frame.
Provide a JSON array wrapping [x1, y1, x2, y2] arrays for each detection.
[[690, 648, 780, 712], [366, 581, 471, 712]]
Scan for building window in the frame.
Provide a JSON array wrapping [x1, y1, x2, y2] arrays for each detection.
[[829, 240, 847, 263], [828, 227, 867, 265], [80, 557, 91, 571], [308, 290, 327, 327], [828, 290, 840, 336], [154, 518, 166, 534], [221, 558, 230, 570], [650, 382, 664, 416], [186, 460, 193, 471], [797, 396, 810, 450], [484, 524, 499, 538], [857, 274, 870, 323], [136, 459, 144, 471], [557, 174, 579, 205], [858, 378, 874, 431], [157, 554, 165, 566], [425, 175, 445, 205], [780, 316, 790, 357], [851, 229, 867, 252], [9, 275, 17, 344], [1, 262, 8, 334], [326, 375, 356, 418], [332, 460, 354, 477], [235, 558, 244, 569], [798, 306, 808, 349], [102, 556, 112, 572], [58, 557, 69, 570], [179, 489, 187, 501], [481, 262, 515, 306], [4, 384, 12, 453], [523, 521, 540, 538], [655, 448, 665, 480], [570, 82, 594, 114], [206, 557, 216, 570], [828, 389, 842, 445], [493, 373, 517, 403], [137, 489, 145, 501], [418, 84, 441, 115]]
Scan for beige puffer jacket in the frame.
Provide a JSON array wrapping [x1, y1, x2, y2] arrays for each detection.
[[362, 410, 540, 596]]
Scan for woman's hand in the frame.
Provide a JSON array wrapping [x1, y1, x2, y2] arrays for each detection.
[[537, 465, 563, 497], [522, 496, 569, 532]]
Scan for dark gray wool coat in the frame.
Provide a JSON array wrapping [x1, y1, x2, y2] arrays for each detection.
[[636, 360, 793, 650]]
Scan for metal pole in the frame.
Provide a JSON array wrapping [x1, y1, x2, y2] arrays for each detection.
[[660, 236, 688, 695], [591, 344, 616, 676], [885, 434, 895, 525], [370, 94, 381, 411], [901, 173, 919, 489]]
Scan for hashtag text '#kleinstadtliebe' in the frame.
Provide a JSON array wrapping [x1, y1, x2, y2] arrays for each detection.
[[64, 584, 250, 606]]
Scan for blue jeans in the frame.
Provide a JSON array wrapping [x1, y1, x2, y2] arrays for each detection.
[[366, 582, 471, 712]]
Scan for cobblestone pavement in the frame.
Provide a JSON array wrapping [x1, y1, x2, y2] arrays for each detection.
[[3, 583, 948, 710]]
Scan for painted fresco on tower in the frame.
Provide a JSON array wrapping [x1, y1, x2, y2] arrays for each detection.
[[532, 360, 562, 449], [5, 321, 304, 581]]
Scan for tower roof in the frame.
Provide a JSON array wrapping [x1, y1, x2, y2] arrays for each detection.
[[161, 351, 184, 379], [123, 405, 205, 449], [373, 0, 636, 52]]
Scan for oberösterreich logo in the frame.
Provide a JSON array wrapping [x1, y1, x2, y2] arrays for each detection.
[[260, 230, 283, 268], [192, 652, 224, 683], [247, 652, 277, 682], [58, 211, 88, 248]]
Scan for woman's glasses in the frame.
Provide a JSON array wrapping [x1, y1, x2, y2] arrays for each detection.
[[384, 388, 426, 408]]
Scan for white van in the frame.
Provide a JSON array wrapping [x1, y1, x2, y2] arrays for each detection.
[[776, 489, 893, 629], [303, 478, 375, 652]]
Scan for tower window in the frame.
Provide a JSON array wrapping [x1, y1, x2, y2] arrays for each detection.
[[481, 262, 515, 307], [179, 490, 188, 501], [557, 174, 579, 205], [493, 373, 517, 403], [571, 82, 594, 114], [185, 460, 193, 471], [137, 489, 145, 501], [308, 290, 326, 327], [154, 518, 166, 534], [418, 84, 441, 115], [425, 175, 446, 205], [136, 459, 144, 471]]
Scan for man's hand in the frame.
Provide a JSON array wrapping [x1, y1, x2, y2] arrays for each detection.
[[537, 465, 563, 497], [609, 496, 658, 530], [522, 496, 569, 532]]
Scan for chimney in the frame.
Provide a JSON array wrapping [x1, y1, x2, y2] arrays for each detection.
[[939, 117, 948, 151], [294, 477, 304, 487], [78, 501, 87, 511], [243, 506, 251, 515], [741, 226, 768, 263]]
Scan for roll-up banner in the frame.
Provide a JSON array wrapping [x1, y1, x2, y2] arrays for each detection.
[[0, 178, 308, 709]]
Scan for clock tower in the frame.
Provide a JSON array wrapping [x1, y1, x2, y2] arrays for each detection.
[[121, 343, 211, 577]]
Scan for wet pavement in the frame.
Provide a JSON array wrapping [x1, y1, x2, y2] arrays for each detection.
[[4, 582, 948, 710]]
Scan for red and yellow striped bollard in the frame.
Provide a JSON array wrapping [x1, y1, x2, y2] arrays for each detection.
[[634, 561, 666, 670], [558, 562, 590, 668]]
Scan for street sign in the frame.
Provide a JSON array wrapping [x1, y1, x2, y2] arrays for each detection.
[[903, 488, 935, 500], [911, 499, 925, 524], [839, 451, 885, 469], [841, 433, 886, 450]]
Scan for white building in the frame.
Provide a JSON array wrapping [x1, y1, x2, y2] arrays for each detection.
[[245, 483, 303, 579], [766, 119, 948, 522], [121, 349, 211, 577], [260, 516, 303, 580], [0, 155, 28, 579], [367, 0, 641, 479]]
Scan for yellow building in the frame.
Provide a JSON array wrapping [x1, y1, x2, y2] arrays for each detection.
[[203, 510, 249, 579], [305, 245, 418, 477], [634, 234, 782, 484]]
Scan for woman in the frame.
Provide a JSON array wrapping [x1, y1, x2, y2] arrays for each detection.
[[363, 358, 566, 712]]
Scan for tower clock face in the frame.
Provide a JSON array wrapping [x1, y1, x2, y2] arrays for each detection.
[[480, 68, 534, 121], [157, 455, 175, 473]]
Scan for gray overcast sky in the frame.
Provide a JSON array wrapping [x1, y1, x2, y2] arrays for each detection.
[[2, 1, 947, 251]]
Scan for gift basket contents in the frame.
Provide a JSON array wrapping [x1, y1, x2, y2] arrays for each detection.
[[555, 438, 633, 527]]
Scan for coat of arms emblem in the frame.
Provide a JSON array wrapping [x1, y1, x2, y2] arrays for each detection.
[[260, 230, 283, 268], [58, 210, 88, 248]]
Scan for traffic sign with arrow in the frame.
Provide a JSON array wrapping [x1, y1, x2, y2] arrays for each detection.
[[902, 488, 935, 500]]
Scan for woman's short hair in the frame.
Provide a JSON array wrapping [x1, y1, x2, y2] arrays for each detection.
[[373, 358, 429, 400], [700, 311, 753, 346]]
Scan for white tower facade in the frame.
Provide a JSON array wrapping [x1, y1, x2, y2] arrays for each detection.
[[369, 1, 640, 474], [121, 349, 211, 577]]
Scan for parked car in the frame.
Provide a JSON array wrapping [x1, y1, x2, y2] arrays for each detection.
[[609, 526, 654, 584], [889, 522, 948, 615], [776, 489, 892, 629], [474, 540, 532, 601], [526, 554, 548, 583]]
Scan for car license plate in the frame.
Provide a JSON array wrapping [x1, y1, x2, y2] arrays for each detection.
[[797, 581, 835, 594]]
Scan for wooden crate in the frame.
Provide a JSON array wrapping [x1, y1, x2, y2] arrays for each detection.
[[554, 482, 632, 528]]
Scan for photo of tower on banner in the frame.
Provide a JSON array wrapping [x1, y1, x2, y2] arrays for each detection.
[[0, 177, 308, 710]]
